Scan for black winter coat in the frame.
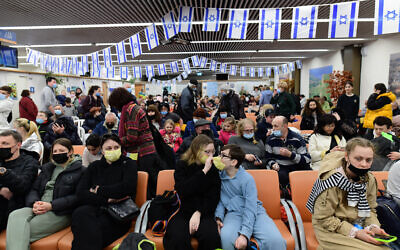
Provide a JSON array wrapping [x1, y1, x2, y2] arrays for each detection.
[[179, 86, 196, 123], [43, 116, 82, 149], [300, 113, 323, 130], [220, 91, 245, 120], [25, 157, 84, 215]]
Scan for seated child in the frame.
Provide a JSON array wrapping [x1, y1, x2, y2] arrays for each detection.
[[219, 117, 236, 145], [159, 119, 183, 152], [215, 144, 286, 250]]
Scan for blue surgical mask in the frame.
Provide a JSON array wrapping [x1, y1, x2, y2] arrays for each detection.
[[272, 130, 282, 137], [243, 133, 254, 139], [0, 94, 6, 100], [36, 118, 44, 124], [220, 113, 227, 119], [96, 92, 101, 97], [126, 88, 132, 93], [161, 111, 168, 115], [222, 93, 227, 96], [52, 83, 58, 89], [55, 110, 62, 115], [193, 119, 198, 123]]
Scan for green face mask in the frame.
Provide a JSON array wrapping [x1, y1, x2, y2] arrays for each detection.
[[104, 148, 121, 162]]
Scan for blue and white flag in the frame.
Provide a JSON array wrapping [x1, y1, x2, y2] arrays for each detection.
[[51, 57, 57, 72], [78, 61, 83, 75], [146, 65, 155, 79], [220, 63, 227, 73], [230, 65, 237, 75], [129, 33, 142, 58], [266, 67, 272, 77], [103, 48, 113, 68], [181, 58, 191, 71], [60, 58, 67, 74], [40, 53, 45, 70], [258, 67, 264, 77], [92, 64, 101, 78], [329, 1, 359, 38], [227, 9, 249, 39], [181, 71, 189, 79], [374, 0, 400, 35], [170, 61, 179, 73], [178, 7, 193, 32], [133, 66, 142, 79], [291, 5, 319, 39], [158, 63, 167, 76], [191, 55, 200, 67], [240, 66, 247, 77], [120, 67, 128, 79], [46, 55, 52, 71], [91, 52, 100, 74], [177, 75, 182, 82], [289, 62, 296, 72], [249, 67, 255, 77], [199, 57, 207, 68], [116, 41, 127, 64], [273, 66, 280, 75], [82, 56, 88, 74], [209, 60, 217, 71], [26, 49, 34, 63], [72, 57, 78, 74], [55, 58, 60, 73], [259, 9, 282, 40], [296, 60, 303, 69], [203, 8, 221, 32], [145, 24, 160, 50], [66, 59, 72, 74], [282, 64, 289, 74], [106, 67, 115, 79], [162, 11, 178, 40]]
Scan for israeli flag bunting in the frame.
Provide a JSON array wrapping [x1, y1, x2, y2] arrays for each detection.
[[178, 7, 193, 32], [146, 65, 155, 79], [46, 55, 52, 71], [181, 71, 189, 79], [26, 49, 33, 63], [291, 5, 319, 39], [133, 66, 142, 79], [329, 1, 359, 38], [162, 11, 178, 40], [158, 63, 167, 76], [129, 33, 142, 58], [273, 66, 280, 75], [209, 60, 217, 71], [145, 24, 160, 50], [230, 65, 237, 76], [249, 67, 255, 77], [259, 9, 282, 40], [220, 63, 227, 73], [72, 57, 77, 74], [181, 58, 191, 71], [266, 67, 272, 77], [106, 67, 115, 79], [191, 55, 200, 67], [296, 60, 303, 69], [227, 9, 249, 39], [177, 75, 182, 82], [40, 54, 45, 70], [172, 78, 176, 85], [91, 52, 100, 74], [116, 41, 127, 64], [66, 59, 72, 74], [77, 61, 83, 75], [203, 8, 221, 32], [92, 65, 101, 78], [51, 57, 56, 72], [258, 67, 264, 77], [199, 57, 207, 68], [82, 56, 89, 74], [170, 61, 179, 73], [55, 58, 60, 73], [103, 48, 113, 68], [60, 58, 66, 73], [240, 66, 247, 77], [289, 62, 296, 72], [120, 67, 128, 79], [374, 0, 400, 35], [282, 64, 289, 74]]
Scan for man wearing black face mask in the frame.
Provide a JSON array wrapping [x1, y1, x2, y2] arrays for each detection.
[[0, 130, 38, 230], [93, 112, 119, 137], [176, 119, 224, 160]]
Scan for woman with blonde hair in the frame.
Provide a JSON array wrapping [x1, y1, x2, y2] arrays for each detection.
[[164, 134, 221, 250], [270, 81, 296, 120], [14, 118, 42, 160], [228, 118, 266, 169]]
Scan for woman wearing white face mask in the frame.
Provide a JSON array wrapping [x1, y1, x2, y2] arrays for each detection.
[[228, 118, 266, 169], [71, 133, 138, 250], [0, 86, 14, 131]]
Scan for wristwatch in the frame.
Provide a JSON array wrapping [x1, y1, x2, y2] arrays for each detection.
[[0, 167, 7, 175]]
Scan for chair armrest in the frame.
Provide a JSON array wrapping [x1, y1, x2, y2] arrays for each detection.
[[134, 200, 152, 234], [286, 200, 307, 250], [281, 199, 300, 250]]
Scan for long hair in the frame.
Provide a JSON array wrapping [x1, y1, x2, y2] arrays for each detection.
[[108, 87, 135, 111], [314, 114, 342, 138], [303, 99, 324, 117], [147, 104, 162, 123], [181, 135, 213, 165], [14, 118, 41, 140]]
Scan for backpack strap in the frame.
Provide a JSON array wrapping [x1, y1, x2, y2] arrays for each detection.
[[151, 190, 181, 237]]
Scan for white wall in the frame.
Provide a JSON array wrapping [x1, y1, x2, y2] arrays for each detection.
[[360, 34, 400, 105], [300, 51, 344, 98]]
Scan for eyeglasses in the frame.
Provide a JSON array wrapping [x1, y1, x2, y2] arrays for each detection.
[[220, 153, 231, 159]]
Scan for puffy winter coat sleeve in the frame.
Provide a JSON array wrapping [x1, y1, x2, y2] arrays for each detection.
[[0, 158, 38, 196]]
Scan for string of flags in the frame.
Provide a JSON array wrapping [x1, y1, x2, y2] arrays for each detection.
[[25, 0, 400, 78]]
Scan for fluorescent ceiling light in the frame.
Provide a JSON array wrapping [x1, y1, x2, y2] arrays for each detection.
[[11, 43, 93, 48]]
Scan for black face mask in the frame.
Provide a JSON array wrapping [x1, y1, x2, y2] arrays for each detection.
[[76, 92, 81, 97], [106, 123, 115, 129], [147, 115, 155, 121], [0, 147, 13, 161], [201, 129, 214, 139], [348, 163, 370, 180], [52, 153, 69, 164]]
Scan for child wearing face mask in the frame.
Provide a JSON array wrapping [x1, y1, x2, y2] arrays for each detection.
[[219, 117, 237, 145], [159, 119, 183, 152]]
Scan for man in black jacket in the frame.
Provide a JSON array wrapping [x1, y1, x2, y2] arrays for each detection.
[[0, 130, 39, 229], [178, 80, 198, 123], [220, 88, 246, 120]]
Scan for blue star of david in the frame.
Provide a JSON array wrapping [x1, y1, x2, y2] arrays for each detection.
[[385, 10, 398, 21], [299, 17, 308, 26], [167, 23, 174, 29], [234, 20, 241, 28], [182, 16, 188, 22], [339, 15, 347, 25], [150, 34, 155, 39], [134, 43, 138, 48], [265, 20, 274, 28], [208, 14, 216, 22]]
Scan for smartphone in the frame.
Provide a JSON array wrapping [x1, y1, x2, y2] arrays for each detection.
[[373, 234, 397, 243]]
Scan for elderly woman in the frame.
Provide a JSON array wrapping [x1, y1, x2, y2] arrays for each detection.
[[270, 82, 296, 120], [228, 118, 266, 169], [307, 138, 391, 249]]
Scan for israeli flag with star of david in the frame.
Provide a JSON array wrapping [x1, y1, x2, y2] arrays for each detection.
[[203, 8, 221, 32], [120, 67, 128, 80], [77, 61, 83, 76], [27, 49, 38, 65], [258, 67, 264, 77], [40, 53, 45, 70], [60, 58, 67, 74], [249, 67, 255, 77], [329, 1, 359, 38], [92, 64, 101, 78], [178, 7, 193, 32], [230, 65, 237, 76], [91, 52, 100, 75], [71, 57, 77, 74], [162, 11, 178, 40], [282, 64, 289, 74], [170, 61, 179, 73], [220, 63, 227, 73], [129, 33, 142, 58], [116, 41, 127, 64], [146, 65, 155, 79], [273, 66, 280, 76], [181, 58, 191, 71], [289, 62, 296, 72], [291, 5, 319, 39], [374, 0, 400, 35], [103, 48, 113, 68], [133, 66, 142, 79], [191, 55, 200, 67], [145, 24, 160, 50], [158, 64, 167, 76], [199, 57, 207, 68], [227, 9, 249, 39], [296, 60, 303, 69], [266, 67, 272, 77], [66, 59, 72, 74], [209, 60, 217, 71], [82, 56, 88, 74], [259, 9, 282, 40], [240, 66, 247, 77], [106, 67, 115, 79]]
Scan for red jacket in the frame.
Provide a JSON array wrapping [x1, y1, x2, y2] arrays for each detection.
[[19, 97, 38, 121]]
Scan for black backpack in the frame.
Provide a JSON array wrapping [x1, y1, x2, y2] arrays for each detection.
[[376, 190, 400, 237], [116, 232, 155, 250]]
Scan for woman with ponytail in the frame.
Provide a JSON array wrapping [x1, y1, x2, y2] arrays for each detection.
[[14, 118, 42, 160]]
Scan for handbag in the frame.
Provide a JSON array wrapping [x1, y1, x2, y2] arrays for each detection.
[[376, 190, 400, 237], [106, 197, 140, 223]]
